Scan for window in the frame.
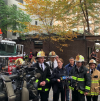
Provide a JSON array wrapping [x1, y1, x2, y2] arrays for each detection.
[[85, 27, 88, 30], [35, 21, 38, 25], [34, 41, 43, 49], [90, 27, 92, 30], [16, 0, 23, 3], [72, 28, 77, 31], [95, 26, 99, 29], [94, 33, 99, 35], [89, 21, 92, 24], [12, 32, 16, 36]]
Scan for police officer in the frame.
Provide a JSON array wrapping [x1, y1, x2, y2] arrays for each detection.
[[32, 51, 51, 101], [51, 58, 68, 101], [46, 51, 58, 74], [86, 59, 100, 101], [69, 55, 91, 101]]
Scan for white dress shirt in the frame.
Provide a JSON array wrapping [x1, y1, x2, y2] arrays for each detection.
[[39, 63, 45, 71], [46, 59, 58, 69]]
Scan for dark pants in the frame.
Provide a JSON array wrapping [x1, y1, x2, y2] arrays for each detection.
[[86, 96, 98, 101], [53, 87, 65, 101], [72, 89, 85, 101], [66, 89, 69, 101], [38, 91, 49, 101]]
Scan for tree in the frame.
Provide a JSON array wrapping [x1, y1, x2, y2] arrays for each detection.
[[65, 0, 100, 34], [20, 0, 78, 51], [0, 0, 31, 36]]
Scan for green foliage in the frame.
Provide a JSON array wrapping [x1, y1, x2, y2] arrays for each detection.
[[0, 0, 31, 36], [64, 0, 100, 34]]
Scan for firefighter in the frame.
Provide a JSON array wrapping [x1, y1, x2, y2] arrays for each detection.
[[12, 58, 25, 74], [25, 54, 28, 62], [32, 51, 51, 101], [86, 59, 100, 101], [69, 55, 91, 101], [46, 51, 58, 74], [46, 51, 58, 100]]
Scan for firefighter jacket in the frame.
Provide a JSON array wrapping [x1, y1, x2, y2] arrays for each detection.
[[69, 65, 91, 94], [32, 62, 51, 92], [87, 68, 100, 96]]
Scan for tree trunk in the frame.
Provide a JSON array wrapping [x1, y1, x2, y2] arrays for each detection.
[[84, 0, 90, 33], [48, 32, 51, 52]]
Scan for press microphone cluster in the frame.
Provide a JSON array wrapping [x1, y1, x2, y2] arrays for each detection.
[[60, 76, 72, 80]]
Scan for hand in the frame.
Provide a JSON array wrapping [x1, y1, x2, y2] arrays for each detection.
[[40, 81, 46, 86], [40, 82, 43, 86], [84, 92, 88, 96], [57, 79, 60, 82], [42, 81, 46, 86]]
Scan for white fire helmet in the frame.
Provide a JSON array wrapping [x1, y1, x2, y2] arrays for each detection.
[[49, 51, 57, 57], [15, 58, 25, 65], [89, 59, 96, 64], [75, 55, 85, 62], [37, 51, 46, 58]]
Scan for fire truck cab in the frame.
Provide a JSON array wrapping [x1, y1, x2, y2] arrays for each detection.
[[0, 29, 24, 74]]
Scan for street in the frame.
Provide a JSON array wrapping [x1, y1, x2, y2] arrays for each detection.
[[48, 90, 100, 101]]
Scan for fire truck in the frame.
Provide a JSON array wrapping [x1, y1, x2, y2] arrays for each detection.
[[0, 29, 24, 74]]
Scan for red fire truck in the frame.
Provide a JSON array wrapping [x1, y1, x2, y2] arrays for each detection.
[[0, 29, 24, 74]]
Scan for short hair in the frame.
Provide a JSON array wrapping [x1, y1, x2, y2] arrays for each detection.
[[58, 58, 64, 63], [69, 57, 74, 60]]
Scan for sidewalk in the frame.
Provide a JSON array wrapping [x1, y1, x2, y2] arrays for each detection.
[[48, 90, 100, 101]]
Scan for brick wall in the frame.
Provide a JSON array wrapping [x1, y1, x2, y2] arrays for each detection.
[[15, 39, 95, 64]]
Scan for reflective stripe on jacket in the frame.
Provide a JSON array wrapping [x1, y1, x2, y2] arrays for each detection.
[[69, 65, 91, 94], [87, 69, 100, 96]]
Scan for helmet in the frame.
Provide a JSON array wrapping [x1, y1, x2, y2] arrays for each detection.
[[37, 51, 46, 58], [49, 51, 57, 57], [15, 58, 25, 65], [75, 55, 85, 62], [89, 59, 96, 64]]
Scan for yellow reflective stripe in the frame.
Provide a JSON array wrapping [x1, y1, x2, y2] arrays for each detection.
[[72, 76, 77, 80], [45, 88, 49, 91], [78, 90, 84, 94], [77, 78, 85, 81], [38, 88, 42, 90], [72, 76, 85, 81], [91, 80, 99, 83], [35, 79, 39, 83], [46, 78, 50, 82], [88, 92, 99, 96], [68, 81, 70, 83], [85, 86, 90, 90], [69, 86, 74, 91]]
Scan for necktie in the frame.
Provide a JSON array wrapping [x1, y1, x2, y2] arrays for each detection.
[[41, 65, 43, 71], [52, 62, 54, 69]]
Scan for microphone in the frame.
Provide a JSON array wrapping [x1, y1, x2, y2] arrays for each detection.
[[60, 76, 72, 80]]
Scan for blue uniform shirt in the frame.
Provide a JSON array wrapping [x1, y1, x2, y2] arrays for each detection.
[[64, 63, 75, 75]]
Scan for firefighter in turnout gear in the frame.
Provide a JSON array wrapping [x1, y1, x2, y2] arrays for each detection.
[[46, 51, 58, 74], [86, 59, 100, 101], [69, 55, 91, 101], [32, 51, 51, 101]]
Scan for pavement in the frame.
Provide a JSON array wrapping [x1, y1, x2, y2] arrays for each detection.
[[48, 89, 100, 101]]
